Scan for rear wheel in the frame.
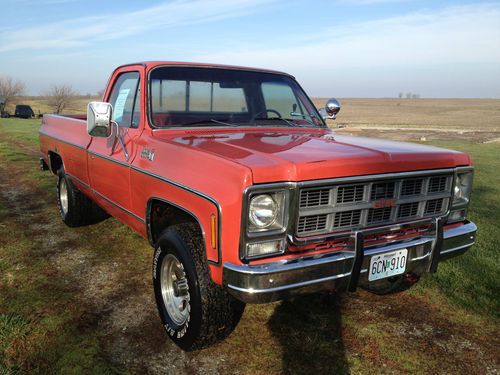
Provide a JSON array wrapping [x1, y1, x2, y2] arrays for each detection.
[[57, 167, 108, 227], [153, 223, 245, 351]]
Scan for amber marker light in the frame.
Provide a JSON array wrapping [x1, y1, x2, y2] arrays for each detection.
[[210, 214, 217, 249]]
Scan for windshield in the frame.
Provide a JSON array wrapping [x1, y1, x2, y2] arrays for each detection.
[[149, 67, 324, 128]]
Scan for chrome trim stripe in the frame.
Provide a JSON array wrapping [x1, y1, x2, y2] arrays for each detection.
[[66, 172, 145, 223], [41, 131, 222, 264], [88, 150, 129, 167], [39, 131, 87, 150], [227, 272, 350, 295], [440, 244, 472, 255]]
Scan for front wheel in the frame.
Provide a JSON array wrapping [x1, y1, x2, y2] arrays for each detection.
[[153, 223, 245, 351]]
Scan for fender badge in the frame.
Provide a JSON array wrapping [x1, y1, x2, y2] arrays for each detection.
[[141, 147, 155, 161]]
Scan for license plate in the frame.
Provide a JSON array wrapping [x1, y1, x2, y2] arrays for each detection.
[[368, 249, 408, 281]]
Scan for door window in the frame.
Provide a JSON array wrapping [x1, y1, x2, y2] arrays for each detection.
[[108, 72, 140, 128]]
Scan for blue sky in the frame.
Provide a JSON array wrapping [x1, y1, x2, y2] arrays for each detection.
[[1, 0, 499, 97]]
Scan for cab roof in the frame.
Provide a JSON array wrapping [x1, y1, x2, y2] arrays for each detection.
[[117, 61, 294, 78]]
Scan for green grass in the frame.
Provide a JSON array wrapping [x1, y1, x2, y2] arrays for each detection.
[[0, 117, 498, 374], [413, 141, 500, 318], [0, 118, 41, 144]]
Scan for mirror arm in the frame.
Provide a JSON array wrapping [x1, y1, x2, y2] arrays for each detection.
[[110, 121, 130, 161]]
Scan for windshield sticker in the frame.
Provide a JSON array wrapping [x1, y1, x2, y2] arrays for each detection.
[[113, 88, 130, 121]]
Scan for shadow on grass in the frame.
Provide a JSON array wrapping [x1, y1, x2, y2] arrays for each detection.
[[268, 292, 349, 375]]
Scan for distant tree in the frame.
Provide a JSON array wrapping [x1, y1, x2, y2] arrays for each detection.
[[398, 92, 404, 99], [412, 94, 420, 99], [405, 92, 412, 99], [46, 84, 77, 114], [0, 76, 26, 107]]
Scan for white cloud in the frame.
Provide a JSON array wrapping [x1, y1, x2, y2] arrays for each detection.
[[196, 3, 500, 70], [0, 0, 275, 52]]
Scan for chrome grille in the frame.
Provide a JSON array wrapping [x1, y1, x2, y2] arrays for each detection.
[[296, 171, 453, 237], [300, 188, 330, 208], [336, 184, 365, 204], [370, 181, 395, 200], [334, 210, 362, 228], [398, 202, 420, 218], [297, 214, 328, 234], [425, 198, 444, 215], [428, 175, 448, 193], [401, 179, 423, 196], [367, 207, 392, 224]]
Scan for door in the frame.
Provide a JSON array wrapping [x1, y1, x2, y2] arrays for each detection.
[[88, 70, 142, 212]]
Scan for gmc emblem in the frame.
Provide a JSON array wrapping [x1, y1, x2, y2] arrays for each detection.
[[372, 198, 397, 208]]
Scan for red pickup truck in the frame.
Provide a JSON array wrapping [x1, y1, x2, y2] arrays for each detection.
[[39, 61, 477, 351]]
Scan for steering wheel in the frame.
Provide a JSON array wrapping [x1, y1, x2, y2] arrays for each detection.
[[251, 109, 282, 122]]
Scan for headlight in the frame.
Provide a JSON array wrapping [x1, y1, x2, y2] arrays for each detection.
[[452, 170, 473, 208], [248, 192, 286, 232], [249, 194, 277, 228], [449, 168, 473, 223]]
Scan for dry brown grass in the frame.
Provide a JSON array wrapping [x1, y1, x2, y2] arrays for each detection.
[[313, 98, 500, 131]]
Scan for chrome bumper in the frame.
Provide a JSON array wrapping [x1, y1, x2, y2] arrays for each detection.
[[223, 220, 477, 303]]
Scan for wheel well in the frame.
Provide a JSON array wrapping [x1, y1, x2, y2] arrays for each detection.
[[48, 151, 63, 174], [148, 199, 202, 246]]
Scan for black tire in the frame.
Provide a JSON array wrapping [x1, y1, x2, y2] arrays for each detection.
[[57, 167, 108, 227], [153, 223, 245, 351], [362, 273, 420, 295]]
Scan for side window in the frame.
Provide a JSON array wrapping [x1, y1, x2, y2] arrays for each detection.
[[262, 82, 301, 118], [108, 72, 140, 128]]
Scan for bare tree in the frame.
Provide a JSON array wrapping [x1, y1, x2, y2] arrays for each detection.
[[0, 76, 26, 107], [405, 92, 412, 99], [46, 84, 77, 114], [398, 92, 404, 99]]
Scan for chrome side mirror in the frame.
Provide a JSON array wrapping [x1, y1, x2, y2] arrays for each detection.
[[87, 101, 112, 137], [319, 98, 341, 120]]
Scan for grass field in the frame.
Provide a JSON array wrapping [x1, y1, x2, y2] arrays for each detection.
[[0, 106, 499, 374]]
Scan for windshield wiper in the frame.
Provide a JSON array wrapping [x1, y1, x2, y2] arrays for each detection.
[[283, 117, 319, 128], [184, 119, 238, 127], [252, 117, 298, 127], [254, 117, 319, 128]]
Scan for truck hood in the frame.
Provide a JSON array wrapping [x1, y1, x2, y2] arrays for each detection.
[[154, 128, 471, 183]]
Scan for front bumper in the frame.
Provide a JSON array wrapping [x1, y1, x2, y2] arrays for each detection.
[[223, 219, 477, 303]]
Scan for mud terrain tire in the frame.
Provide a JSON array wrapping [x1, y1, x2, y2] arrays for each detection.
[[153, 223, 245, 351]]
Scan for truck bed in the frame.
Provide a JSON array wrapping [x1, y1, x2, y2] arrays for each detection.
[[39, 114, 92, 185]]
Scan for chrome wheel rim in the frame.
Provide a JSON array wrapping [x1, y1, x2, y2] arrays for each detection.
[[160, 253, 190, 326], [59, 178, 69, 215]]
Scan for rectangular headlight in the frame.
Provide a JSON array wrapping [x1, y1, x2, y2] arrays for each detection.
[[448, 168, 473, 223], [452, 169, 473, 209]]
